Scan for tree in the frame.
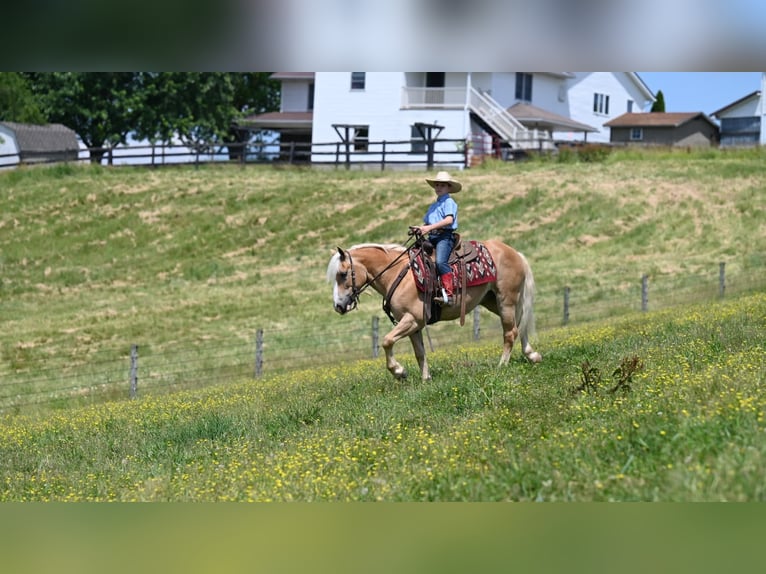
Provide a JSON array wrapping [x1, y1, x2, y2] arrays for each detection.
[[133, 73, 237, 150], [224, 73, 280, 160], [651, 90, 666, 112], [25, 72, 141, 164], [23, 72, 280, 164], [0, 73, 46, 123]]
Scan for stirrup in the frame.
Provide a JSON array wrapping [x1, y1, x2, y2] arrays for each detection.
[[435, 289, 454, 306]]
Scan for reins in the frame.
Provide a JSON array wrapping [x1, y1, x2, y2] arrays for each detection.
[[345, 231, 423, 311]]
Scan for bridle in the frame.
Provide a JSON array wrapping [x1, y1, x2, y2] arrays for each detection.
[[340, 231, 423, 312]]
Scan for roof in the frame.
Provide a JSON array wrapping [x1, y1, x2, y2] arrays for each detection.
[[604, 112, 718, 129], [0, 122, 79, 153], [269, 72, 315, 80], [629, 73, 656, 103], [507, 102, 598, 133], [238, 111, 313, 131], [710, 90, 761, 117]]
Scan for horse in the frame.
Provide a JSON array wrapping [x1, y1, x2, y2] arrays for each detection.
[[326, 237, 542, 381]]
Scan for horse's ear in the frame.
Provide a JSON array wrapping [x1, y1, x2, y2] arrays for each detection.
[[337, 247, 346, 261]]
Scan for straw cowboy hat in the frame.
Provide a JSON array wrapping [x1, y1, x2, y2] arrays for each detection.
[[425, 171, 462, 193]]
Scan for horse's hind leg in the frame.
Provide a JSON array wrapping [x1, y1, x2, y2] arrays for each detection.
[[481, 292, 518, 365], [409, 330, 431, 381]]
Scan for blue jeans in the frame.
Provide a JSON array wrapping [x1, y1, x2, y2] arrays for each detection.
[[430, 233, 454, 275]]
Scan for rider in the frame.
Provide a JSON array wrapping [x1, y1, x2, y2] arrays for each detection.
[[412, 171, 461, 305]]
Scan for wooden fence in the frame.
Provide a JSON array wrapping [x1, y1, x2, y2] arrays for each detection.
[[0, 136, 472, 171]]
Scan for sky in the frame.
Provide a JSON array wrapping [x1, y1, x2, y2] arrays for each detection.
[[637, 72, 763, 115]]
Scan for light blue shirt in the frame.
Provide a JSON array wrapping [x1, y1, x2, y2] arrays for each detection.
[[424, 194, 458, 230]]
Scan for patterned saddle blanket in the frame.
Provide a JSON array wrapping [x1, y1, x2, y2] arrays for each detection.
[[410, 240, 497, 293]]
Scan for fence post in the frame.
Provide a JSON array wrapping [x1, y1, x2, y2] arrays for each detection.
[[563, 286, 570, 325], [473, 307, 481, 341], [641, 274, 649, 312], [255, 329, 264, 378], [371, 316, 379, 358], [129, 344, 138, 399], [719, 261, 726, 298], [381, 141, 386, 171]]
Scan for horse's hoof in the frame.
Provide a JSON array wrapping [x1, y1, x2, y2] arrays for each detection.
[[527, 352, 542, 363]]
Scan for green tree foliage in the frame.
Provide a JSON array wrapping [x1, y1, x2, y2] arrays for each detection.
[[23, 73, 280, 163], [0, 72, 46, 124], [25, 72, 142, 164], [651, 89, 666, 112], [225, 73, 280, 159]]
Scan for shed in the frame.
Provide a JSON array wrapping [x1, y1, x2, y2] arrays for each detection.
[[604, 112, 719, 147], [0, 122, 80, 166]]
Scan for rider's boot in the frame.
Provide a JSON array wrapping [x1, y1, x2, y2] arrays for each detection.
[[436, 272, 455, 305]]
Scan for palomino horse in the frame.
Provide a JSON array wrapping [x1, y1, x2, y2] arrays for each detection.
[[327, 238, 542, 380]]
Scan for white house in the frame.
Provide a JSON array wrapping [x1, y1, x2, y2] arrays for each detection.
[[244, 72, 655, 168], [711, 72, 766, 147]]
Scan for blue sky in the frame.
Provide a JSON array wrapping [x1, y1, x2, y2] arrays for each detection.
[[637, 73, 763, 115]]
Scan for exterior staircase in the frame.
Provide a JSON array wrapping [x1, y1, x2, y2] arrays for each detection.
[[467, 87, 551, 150]]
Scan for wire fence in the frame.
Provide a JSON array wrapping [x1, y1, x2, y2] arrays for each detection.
[[1, 260, 764, 415]]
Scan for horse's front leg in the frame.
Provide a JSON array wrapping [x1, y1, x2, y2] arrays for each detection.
[[382, 313, 423, 380]]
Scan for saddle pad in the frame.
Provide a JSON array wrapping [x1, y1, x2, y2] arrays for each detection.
[[411, 241, 497, 292]]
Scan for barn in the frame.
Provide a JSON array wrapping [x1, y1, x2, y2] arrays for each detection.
[[0, 122, 80, 167]]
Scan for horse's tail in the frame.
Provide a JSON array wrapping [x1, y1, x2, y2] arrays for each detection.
[[515, 251, 537, 342]]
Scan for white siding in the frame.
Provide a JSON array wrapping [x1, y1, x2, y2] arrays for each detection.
[[716, 98, 760, 118], [312, 72, 469, 167], [281, 81, 312, 112]]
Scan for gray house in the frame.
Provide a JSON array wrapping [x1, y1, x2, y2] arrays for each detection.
[[604, 112, 719, 147], [0, 122, 80, 166]]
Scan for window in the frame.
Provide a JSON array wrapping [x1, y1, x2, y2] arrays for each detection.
[[411, 125, 426, 153], [350, 72, 366, 90], [515, 73, 533, 101], [353, 126, 369, 152], [308, 83, 315, 110], [593, 92, 610, 115], [627, 100, 634, 113], [630, 128, 643, 141]]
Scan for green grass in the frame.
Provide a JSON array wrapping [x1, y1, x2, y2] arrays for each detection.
[[0, 293, 763, 501]]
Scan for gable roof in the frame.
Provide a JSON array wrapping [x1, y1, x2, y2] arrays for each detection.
[[507, 102, 598, 133], [710, 90, 761, 117], [0, 122, 79, 153], [604, 112, 717, 129], [270, 72, 315, 81]]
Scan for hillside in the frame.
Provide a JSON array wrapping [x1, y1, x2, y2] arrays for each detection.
[[0, 149, 765, 409], [0, 292, 764, 501]]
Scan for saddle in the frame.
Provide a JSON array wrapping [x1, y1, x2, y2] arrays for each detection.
[[412, 234, 486, 326], [382, 233, 497, 327]]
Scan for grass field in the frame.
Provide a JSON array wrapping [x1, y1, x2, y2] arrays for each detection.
[[0, 292, 763, 501], [0, 147, 765, 500]]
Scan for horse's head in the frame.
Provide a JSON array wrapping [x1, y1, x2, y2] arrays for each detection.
[[327, 247, 366, 315]]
